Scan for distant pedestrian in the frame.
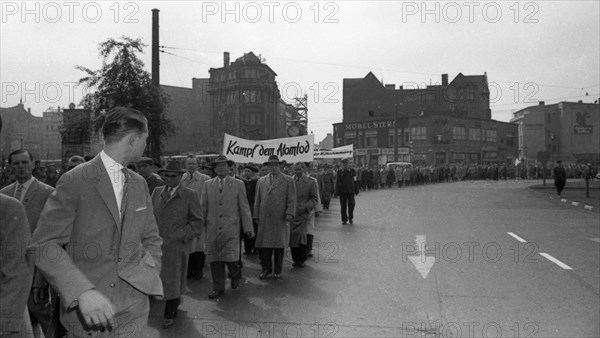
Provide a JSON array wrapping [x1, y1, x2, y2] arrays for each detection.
[[553, 160, 567, 197], [137, 157, 165, 195], [336, 158, 357, 225]]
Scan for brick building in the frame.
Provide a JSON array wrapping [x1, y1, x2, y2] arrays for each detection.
[[511, 101, 600, 164], [61, 103, 102, 163], [42, 107, 63, 161], [334, 72, 517, 166]]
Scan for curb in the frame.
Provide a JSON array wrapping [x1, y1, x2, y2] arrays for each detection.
[[529, 187, 596, 211]]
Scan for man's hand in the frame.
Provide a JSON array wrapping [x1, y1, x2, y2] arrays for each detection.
[[77, 290, 116, 330], [32, 286, 49, 305], [245, 231, 254, 239]]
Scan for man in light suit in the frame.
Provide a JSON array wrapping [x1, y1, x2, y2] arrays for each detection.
[[202, 155, 254, 299], [1, 149, 55, 336], [28, 106, 163, 338], [152, 160, 202, 328]]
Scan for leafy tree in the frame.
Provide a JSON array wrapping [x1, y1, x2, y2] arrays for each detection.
[[76, 36, 174, 158]]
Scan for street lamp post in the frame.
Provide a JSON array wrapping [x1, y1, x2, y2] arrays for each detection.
[[394, 104, 399, 162]]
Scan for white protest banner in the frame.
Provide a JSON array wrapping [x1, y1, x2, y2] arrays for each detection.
[[223, 133, 315, 163], [314, 144, 354, 159]]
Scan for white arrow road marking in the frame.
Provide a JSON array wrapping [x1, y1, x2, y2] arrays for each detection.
[[590, 238, 600, 243], [408, 235, 435, 279]]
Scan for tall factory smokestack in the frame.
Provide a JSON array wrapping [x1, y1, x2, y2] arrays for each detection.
[[152, 9, 160, 87]]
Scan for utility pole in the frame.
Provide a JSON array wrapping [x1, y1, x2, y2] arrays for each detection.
[[394, 104, 399, 162]]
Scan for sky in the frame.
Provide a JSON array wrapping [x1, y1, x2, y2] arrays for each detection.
[[1, 1, 599, 144]]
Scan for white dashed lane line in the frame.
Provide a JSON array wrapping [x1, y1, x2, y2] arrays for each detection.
[[539, 252, 573, 270], [590, 238, 600, 243], [507, 232, 574, 270], [507, 232, 527, 243]]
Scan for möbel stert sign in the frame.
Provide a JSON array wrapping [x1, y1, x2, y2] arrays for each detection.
[[223, 133, 314, 163]]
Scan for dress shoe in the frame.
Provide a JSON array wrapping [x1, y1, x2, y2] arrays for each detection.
[[349, 219, 353, 224], [162, 318, 175, 329], [208, 290, 224, 299], [342, 221, 347, 225], [307, 251, 313, 258], [292, 262, 299, 267], [259, 272, 271, 280], [231, 277, 240, 289], [194, 271, 203, 280], [297, 262, 306, 268], [273, 273, 282, 279]]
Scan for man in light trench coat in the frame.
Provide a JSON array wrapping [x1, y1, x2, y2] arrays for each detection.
[[201, 155, 254, 299], [254, 155, 296, 279]]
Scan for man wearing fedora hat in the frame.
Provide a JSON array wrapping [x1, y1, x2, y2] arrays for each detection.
[[254, 155, 296, 279], [336, 158, 357, 225], [152, 160, 202, 328], [201, 155, 254, 299]]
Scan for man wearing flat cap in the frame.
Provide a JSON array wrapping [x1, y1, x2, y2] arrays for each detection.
[[201, 155, 254, 299], [553, 160, 567, 197], [336, 158, 357, 225], [254, 155, 296, 279], [29, 106, 163, 337], [137, 157, 165, 195], [152, 160, 202, 328]]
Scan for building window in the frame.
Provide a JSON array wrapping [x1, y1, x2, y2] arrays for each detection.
[[226, 91, 237, 104], [468, 128, 482, 141], [388, 129, 396, 147], [410, 126, 426, 141], [485, 129, 497, 142], [452, 126, 466, 140], [404, 128, 410, 144], [243, 90, 261, 103], [365, 130, 378, 147], [345, 131, 357, 146]]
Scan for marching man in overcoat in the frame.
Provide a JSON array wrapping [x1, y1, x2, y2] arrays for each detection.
[[201, 155, 254, 299], [253, 155, 296, 279], [290, 163, 318, 267], [151, 160, 202, 328]]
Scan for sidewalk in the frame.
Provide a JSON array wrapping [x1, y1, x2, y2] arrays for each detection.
[[529, 179, 600, 211]]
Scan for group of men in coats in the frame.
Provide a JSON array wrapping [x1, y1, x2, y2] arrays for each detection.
[[0, 106, 327, 336]]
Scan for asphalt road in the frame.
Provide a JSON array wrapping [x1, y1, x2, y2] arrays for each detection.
[[147, 179, 600, 338]]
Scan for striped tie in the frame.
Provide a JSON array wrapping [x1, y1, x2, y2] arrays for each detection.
[[14, 184, 24, 201]]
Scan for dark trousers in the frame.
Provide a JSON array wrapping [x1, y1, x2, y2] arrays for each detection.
[[188, 251, 205, 277], [164, 297, 181, 319], [555, 180, 566, 195], [290, 244, 307, 263], [259, 248, 284, 275], [210, 261, 240, 291], [306, 234, 314, 254], [339, 193, 355, 223], [243, 220, 259, 254], [28, 286, 52, 335]]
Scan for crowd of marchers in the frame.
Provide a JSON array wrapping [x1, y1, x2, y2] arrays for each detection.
[[1, 107, 353, 337]]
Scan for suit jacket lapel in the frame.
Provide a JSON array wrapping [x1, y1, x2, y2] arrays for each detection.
[[92, 157, 121, 230], [268, 174, 281, 193]]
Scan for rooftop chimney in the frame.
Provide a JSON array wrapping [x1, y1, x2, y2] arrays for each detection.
[[441, 74, 448, 86], [539, 101, 545, 106], [224, 52, 230, 67], [578, 100, 583, 103], [151, 9, 160, 87]]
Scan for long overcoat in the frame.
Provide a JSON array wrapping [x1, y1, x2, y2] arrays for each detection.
[[201, 176, 253, 263], [253, 174, 296, 249], [181, 171, 211, 253], [320, 171, 334, 203], [151, 184, 202, 300], [290, 175, 318, 246]]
